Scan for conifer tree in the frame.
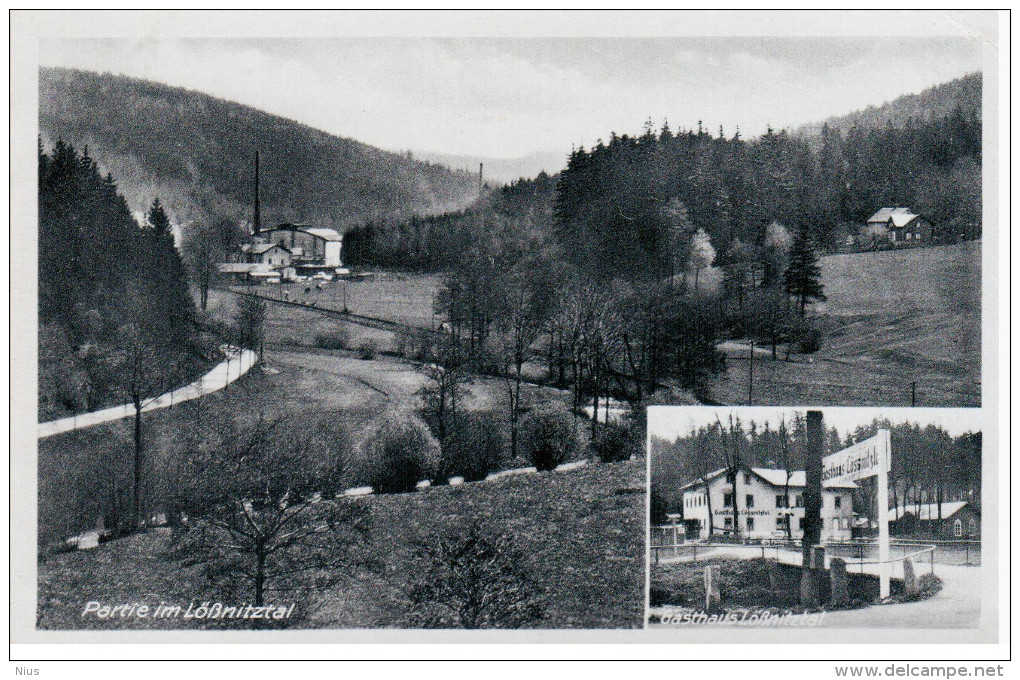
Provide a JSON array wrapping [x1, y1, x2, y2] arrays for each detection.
[[784, 226, 826, 315]]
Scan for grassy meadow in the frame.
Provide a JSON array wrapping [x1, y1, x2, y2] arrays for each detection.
[[709, 242, 981, 406]]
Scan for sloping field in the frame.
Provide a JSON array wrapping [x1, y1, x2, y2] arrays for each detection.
[[710, 242, 981, 406], [37, 460, 645, 630], [38, 344, 572, 548]]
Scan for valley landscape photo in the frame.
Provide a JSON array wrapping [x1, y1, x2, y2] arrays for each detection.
[[31, 31, 984, 632]]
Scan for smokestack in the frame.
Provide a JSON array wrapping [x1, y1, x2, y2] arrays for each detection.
[[253, 150, 261, 235], [478, 162, 484, 196]]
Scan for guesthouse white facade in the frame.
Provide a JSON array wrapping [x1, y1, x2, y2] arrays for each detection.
[[681, 466, 855, 541]]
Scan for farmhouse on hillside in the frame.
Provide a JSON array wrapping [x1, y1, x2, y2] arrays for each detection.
[[865, 207, 932, 245], [679, 465, 855, 541], [890, 501, 980, 539]]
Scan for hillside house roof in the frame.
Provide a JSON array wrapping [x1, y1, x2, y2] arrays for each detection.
[[242, 242, 290, 255], [892, 502, 972, 522], [867, 207, 922, 227], [681, 466, 857, 491]]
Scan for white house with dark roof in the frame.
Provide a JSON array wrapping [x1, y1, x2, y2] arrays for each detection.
[[866, 207, 932, 245], [680, 465, 855, 541], [241, 242, 292, 268]]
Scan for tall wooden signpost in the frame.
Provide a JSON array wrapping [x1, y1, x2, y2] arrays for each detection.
[[823, 428, 892, 598]]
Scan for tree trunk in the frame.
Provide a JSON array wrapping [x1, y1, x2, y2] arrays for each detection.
[[133, 393, 143, 529], [255, 543, 266, 606]]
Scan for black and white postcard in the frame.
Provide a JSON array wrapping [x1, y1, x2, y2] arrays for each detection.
[[9, 9, 1005, 658]]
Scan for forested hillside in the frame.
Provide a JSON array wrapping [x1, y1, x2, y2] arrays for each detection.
[[796, 72, 981, 137], [39, 68, 481, 237], [553, 111, 981, 280], [38, 140, 206, 421], [344, 171, 558, 270], [356, 94, 981, 275]]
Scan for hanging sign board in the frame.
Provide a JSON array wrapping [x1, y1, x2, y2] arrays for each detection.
[[823, 429, 892, 598]]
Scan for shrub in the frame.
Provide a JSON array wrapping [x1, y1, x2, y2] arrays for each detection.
[[519, 402, 580, 472], [918, 573, 943, 598], [795, 321, 823, 353], [440, 411, 507, 482], [315, 328, 351, 350], [404, 523, 546, 628], [593, 421, 637, 463], [355, 413, 441, 493], [357, 339, 379, 360]]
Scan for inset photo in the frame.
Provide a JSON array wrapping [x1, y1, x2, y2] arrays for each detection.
[[647, 406, 983, 630]]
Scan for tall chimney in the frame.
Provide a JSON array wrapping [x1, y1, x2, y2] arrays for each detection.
[[478, 162, 484, 197], [253, 150, 261, 235]]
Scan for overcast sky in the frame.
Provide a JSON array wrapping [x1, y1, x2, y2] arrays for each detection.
[[39, 35, 981, 159], [648, 407, 982, 442]]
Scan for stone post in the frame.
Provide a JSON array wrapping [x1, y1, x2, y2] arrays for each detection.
[[830, 557, 849, 606], [902, 557, 920, 598], [704, 565, 721, 611]]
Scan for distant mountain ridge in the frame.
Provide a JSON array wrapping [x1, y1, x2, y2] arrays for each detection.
[[38, 68, 481, 235], [796, 72, 981, 137], [404, 149, 571, 186]]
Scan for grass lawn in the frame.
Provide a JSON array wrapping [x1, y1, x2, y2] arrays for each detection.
[[710, 242, 981, 406], [38, 459, 646, 630], [206, 272, 443, 355]]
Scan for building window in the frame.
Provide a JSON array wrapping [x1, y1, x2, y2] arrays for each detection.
[[746, 517, 755, 531], [954, 519, 963, 537], [776, 516, 788, 530], [795, 494, 804, 508], [746, 494, 755, 508], [724, 517, 733, 529], [744, 472, 752, 485], [968, 518, 977, 536], [834, 496, 842, 509], [832, 518, 840, 531], [723, 492, 733, 508], [776, 494, 786, 508]]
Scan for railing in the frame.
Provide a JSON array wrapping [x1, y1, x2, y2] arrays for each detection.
[[650, 537, 942, 577]]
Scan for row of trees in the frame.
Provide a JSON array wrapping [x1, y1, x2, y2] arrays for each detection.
[[650, 415, 982, 531]]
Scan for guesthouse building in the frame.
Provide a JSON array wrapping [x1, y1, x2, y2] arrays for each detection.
[[680, 465, 855, 541]]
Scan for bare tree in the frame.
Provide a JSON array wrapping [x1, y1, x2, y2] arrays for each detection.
[[419, 334, 469, 443], [115, 321, 190, 529], [169, 415, 369, 610], [490, 264, 554, 459]]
